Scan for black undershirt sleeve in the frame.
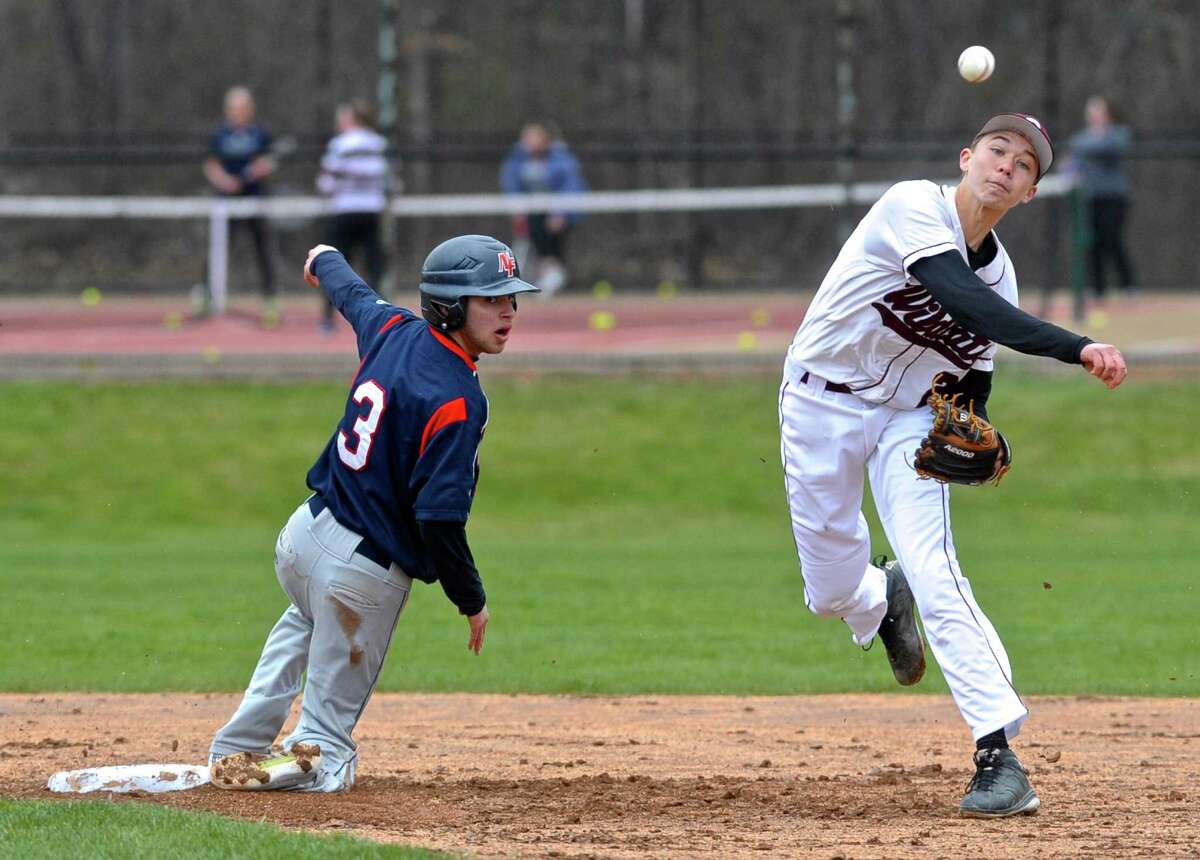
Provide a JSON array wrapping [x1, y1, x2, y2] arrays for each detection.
[[418, 520, 486, 616], [908, 250, 1092, 364], [931, 368, 994, 421]]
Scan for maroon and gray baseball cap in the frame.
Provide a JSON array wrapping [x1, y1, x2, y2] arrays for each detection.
[[973, 113, 1054, 181]]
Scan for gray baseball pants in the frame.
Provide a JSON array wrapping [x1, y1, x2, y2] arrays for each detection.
[[209, 498, 412, 790]]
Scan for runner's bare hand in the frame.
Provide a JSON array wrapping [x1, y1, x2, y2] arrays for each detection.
[[304, 245, 339, 289], [467, 606, 489, 655]]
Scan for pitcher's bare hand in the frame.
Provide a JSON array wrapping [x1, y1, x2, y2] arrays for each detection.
[[1080, 343, 1127, 390]]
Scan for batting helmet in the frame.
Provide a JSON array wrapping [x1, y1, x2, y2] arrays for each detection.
[[419, 235, 539, 332]]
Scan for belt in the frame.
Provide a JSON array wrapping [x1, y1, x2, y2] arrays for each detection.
[[799, 371, 853, 395], [306, 495, 393, 571]]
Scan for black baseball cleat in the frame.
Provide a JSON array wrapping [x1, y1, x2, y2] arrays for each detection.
[[959, 747, 1041, 818], [873, 556, 926, 686]]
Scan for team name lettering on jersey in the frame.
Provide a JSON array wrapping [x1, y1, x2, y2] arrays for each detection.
[[785, 182, 1016, 407], [871, 285, 992, 369]]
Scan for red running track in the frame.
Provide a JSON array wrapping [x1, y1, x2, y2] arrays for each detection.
[[0, 293, 811, 358]]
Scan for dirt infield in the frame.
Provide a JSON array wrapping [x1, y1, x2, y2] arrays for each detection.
[[2, 693, 1196, 858]]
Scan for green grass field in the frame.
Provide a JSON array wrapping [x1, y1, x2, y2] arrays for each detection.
[[2, 371, 1197, 855], [2, 372, 1196, 697], [0, 799, 446, 859]]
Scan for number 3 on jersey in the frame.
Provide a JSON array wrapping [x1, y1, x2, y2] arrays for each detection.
[[337, 380, 386, 470]]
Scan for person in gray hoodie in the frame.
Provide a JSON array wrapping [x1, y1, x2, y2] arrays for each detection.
[[1068, 96, 1137, 299]]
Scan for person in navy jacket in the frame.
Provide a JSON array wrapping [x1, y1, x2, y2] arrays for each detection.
[[201, 86, 280, 325]]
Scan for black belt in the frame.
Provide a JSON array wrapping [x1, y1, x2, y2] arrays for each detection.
[[799, 371, 853, 395], [307, 495, 393, 571]]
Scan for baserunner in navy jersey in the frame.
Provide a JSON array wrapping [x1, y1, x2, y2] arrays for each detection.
[[208, 234, 537, 793]]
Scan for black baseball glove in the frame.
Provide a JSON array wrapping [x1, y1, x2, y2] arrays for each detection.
[[914, 389, 1012, 486]]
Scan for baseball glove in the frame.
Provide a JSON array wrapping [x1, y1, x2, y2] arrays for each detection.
[[914, 388, 1011, 486]]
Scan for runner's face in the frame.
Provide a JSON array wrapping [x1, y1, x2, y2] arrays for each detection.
[[959, 133, 1039, 210], [456, 296, 517, 357]]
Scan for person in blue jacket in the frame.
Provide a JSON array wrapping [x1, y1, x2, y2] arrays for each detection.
[[500, 121, 587, 296]]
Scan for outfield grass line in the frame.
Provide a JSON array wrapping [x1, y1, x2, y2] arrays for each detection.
[[1, 375, 1196, 696]]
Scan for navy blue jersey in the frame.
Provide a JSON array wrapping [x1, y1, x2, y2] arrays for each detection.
[[209, 123, 273, 196], [305, 251, 488, 583]]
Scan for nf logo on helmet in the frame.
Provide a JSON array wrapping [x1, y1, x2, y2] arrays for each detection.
[[497, 251, 517, 278]]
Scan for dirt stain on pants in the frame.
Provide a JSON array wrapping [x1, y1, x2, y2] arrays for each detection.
[[329, 594, 364, 667]]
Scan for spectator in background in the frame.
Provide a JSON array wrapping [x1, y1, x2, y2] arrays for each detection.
[[1068, 96, 1137, 300], [500, 121, 587, 296], [202, 85, 280, 326], [316, 99, 391, 334]]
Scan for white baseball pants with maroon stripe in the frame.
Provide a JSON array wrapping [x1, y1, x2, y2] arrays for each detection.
[[779, 371, 1027, 741]]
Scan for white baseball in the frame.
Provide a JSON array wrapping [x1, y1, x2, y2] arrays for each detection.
[[957, 46, 995, 84]]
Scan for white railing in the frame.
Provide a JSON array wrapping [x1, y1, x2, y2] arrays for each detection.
[[0, 175, 1073, 313]]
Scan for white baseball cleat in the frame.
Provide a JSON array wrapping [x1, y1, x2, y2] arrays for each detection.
[[209, 743, 322, 791]]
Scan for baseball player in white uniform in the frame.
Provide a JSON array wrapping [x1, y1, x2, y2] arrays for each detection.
[[779, 113, 1127, 817]]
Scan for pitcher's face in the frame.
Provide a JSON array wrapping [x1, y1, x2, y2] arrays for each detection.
[[959, 133, 1039, 210]]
